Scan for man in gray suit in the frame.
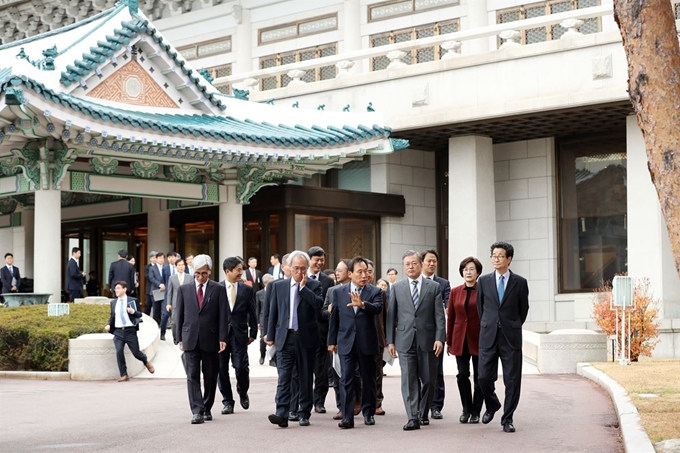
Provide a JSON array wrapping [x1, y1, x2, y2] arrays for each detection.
[[165, 258, 193, 343], [386, 250, 445, 431]]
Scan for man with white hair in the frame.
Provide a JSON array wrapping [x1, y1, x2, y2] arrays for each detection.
[[175, 254, 229, 425], [266, 251, 323, 428]]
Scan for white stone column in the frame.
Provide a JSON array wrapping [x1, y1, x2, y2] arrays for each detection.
[[21, 208, 34, 278], [234, 7, 253, 74], [33, 189, 61, 302], [146, 198, 169, 255], [343, 0, 362, 74], [448, 136, 496, 287], [626, 115, 680, 319], [219, 185, 243, 278], [465, 0, 489, 54]]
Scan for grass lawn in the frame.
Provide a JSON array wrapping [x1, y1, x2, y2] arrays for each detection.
[[592, 360, 680, 443]]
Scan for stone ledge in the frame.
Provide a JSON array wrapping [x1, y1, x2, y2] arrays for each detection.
[[522, 328, 607, 373], [0, 371, 70, 380], [577, 363, 655, 453]]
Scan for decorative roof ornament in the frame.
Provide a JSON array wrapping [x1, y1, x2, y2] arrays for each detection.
[[15, 46, 56, 71], [199, 68, 214, 84], [367, 102, 375, 112], [265, 98, 275, 105], [317, 104, 325, 111], [127, 0, 139, 14], [233, 88, 249, 101], [343, 104, 350, 112], [292, 101, 299, 108], [390, 138, 410, 151]]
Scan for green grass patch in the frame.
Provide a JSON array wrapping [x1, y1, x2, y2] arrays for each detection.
[[0, 304, 109, 372]]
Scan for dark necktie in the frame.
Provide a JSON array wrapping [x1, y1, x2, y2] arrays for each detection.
[[498, 275, 505, 305], [310, 274, 317, 280], [412, 280, 419, 308], [197, 283, 204, 308], [292, 282, 300, 330]]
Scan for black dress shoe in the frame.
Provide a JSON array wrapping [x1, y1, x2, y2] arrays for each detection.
[[240, 395, 250, 410], [314, 405, 326, 414], [268, 414, 288, 428], [191, 414, 204, 424], [403, 419, 420, 431], [469, 415, 480, 424], [160, 335, 166, 341], [431, 409, 443, 420], [420, 418, 430, 426], [288, 412, 299, 421], [299, 418, 310, 426], [338, 419, 354, 429], [259, 357, 265, 365], [503, 422, 516, 433], [364, 415, 375, 425], [221, 404, 234, 415], [203, 411, 212, 421], [482, 408, 497, 424], [459, 412, 470, 423]]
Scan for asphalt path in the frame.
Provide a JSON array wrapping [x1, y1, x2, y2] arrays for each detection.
[[0, 373, 622, 453]]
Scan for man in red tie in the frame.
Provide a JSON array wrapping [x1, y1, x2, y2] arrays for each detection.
[[176, 254, 229, 425], [245, 257, 262, 292]]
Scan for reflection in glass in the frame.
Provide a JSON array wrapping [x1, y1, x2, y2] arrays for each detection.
[[295, 215, 334, 264], [185, 221, 215, 259]]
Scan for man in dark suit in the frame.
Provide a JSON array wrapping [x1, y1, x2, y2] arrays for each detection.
[[66, 247, 87, 302], [160, 252, 180, 337], [108, 250, 135, 296], [266, 250, 323, 428], [244, 257, 263, 292], [143, 251, 157, 315], [477, 241, 529, 434], [148, 252, 165, 324], [1, 252, 21, 294], [218, 257, 258, 415], [256, 274, 274, 365], [387, 250, 445, 431], [308, 246, 334, 414], [176, 254, 229, 425], [421, 249, 451, 421], [162, 251, 180, 288], [328, 256, 383, 429], [268, 254, 284, 280], [104, 280, 155, 381]]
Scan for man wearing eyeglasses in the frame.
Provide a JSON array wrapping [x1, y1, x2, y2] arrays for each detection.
[[266, 251, 323, 428], [175, 254, 229, 425], [476, 241, 529, 434]]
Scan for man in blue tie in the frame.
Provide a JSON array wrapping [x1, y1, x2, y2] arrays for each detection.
[[105, 281, 155, 382], [476, 241, 529, 434], [266, 251, 323, 428]]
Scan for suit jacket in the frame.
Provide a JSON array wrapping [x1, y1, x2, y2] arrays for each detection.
[[430, 274, 451, 309], [477, 270, 529, 351], [386, 277, 446, 352], [148, 264, 163, 293], [144, 264, 153, 296], [244, 269, 263, 293], [314, 272, 335, 332], [321, 284, 339, 321], [268, 264, 284, 280], [266, 277, 323, 350], [446, 284, 480, 356], [1, 265, 21, 293], [162, 264, 177, 288], [176, 279, 229, 352], [328, 283, 382, 356], [107, 298, 142, 333], [222, 280, 258, 346], [166, 272, 193, 321], [108, 259, 135, 292], [256, 288, 266, 327], [66, 258, 84, 292]]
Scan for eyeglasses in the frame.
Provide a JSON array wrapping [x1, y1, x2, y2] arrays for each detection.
[[194, 271, 210, 277], [291, 266, 308, 273], [462, 267, 477, 273], [404, 261, 420, 268], [490, 255, 507, 260]]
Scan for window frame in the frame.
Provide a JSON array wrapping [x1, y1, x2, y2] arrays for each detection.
[[177, 36, 232, 61], [368, 0, 461, 23], [258, 13, 339, 46], [259, 43, 338, 90]]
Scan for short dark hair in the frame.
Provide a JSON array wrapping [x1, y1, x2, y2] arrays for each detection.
[[223, 256, 243, 272], [459, 257, 483, 278], [421, 249, 439, 261], [365, 259, 374, 269], [175, 259, 185, 267], [323, 269, 335, 276], [89, 271, 97, 276], [127, 255, 134, 261], [167, 251, 180, 258], [156, 252, 165, 258], [308, 246, 325, 258], [387, 268, 398, 275], [248, 257, 257, 263], [271, 254, 280, 261], [72, 247, 81, 254], [348, 256, 369, 272], [4, 252, 13, 258], [490, 241, 514, 259], [114, 280, 128, 290], [118, 249, 128, 258]]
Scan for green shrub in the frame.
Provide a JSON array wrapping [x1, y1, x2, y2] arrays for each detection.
[[0, 304, 109, 371]]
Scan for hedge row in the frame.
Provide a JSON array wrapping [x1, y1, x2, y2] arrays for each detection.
[[0, 304, 109, 371]]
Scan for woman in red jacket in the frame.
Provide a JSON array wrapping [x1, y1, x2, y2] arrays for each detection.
[[446, 256, 484, 424]]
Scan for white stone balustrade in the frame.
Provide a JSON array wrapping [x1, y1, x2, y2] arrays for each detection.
[[440, 40, 462, 60], [560, 18, 584, 39], [499, 30, 521, 49], [287, 69, 307, 86], [335, 60, 355, 78], [386, 50, 408, 69]]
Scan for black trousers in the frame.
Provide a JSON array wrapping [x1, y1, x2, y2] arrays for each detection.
[[151, 296, 162, 325], [113, 328, 147, 377], [217, 336, 250, 406], [68, 290, 81, 303], [143, 293, 152, 315], [455, 340, 483, 417], [478, 327, 523, 425], [259, 328, 266, 359], [431, 350, 445, 412], [376, 349, 385, 409], [184, 348, 219, 416], [274, 332, 315, 419], [313, 333, 329, 407], [339, 342, 376, 421]]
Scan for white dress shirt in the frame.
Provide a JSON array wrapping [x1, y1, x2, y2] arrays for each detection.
[[289, 278, 299, 329], [114, 296, 134, 328]]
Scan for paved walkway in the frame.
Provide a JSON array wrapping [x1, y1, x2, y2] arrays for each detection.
[[0, 334, 623, 453]]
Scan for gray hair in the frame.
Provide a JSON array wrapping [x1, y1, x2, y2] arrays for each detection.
[[282, 253, 291, 265], [262, 273, 274, 285], [288, 250, 310, 265], [149, 251, 157, 258], [193, 254, 213, 270], [401, 250, 421, 263]]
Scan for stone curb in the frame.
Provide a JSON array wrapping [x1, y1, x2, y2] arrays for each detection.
[[0, 371, 70, 380], [577, 363, 655, 453]]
